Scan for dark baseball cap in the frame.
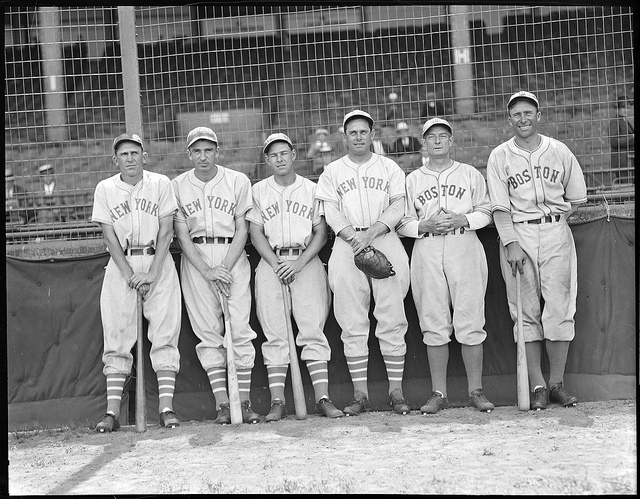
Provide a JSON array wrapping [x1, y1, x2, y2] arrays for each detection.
[[263, 133, 293, 155], [343, 109, 374, 129], [113, 132, 144, 151], [187, 127, 219, 148], [507, 91, 539, 110]]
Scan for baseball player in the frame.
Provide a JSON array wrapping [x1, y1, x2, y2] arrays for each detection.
[[172, 126, 260, 424], [397, 118, 495, 414], [316, 110, 411, 415], [487, 91, 587, 410], [92, 133, 183, 432], [247, 133, 344, 421]]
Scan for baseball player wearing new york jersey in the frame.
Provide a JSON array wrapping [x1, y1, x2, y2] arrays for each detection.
[[172, 127, 260, 424], [316, 110, 411, 415], [487, 91, 587, 410], [92, 133, 182, 432], [397, 118, 495, 414], [247, 133, 344, 421]]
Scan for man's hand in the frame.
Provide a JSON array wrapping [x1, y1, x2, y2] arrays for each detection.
[[349, 231, 374, 255], [128, 270, 158, 290], [505, 241, 526, 276], [202, 265, 233, 297], [275, 259, 305, 284]]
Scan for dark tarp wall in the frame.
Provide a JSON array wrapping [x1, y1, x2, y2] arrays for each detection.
[[6, 219, 636, 430]]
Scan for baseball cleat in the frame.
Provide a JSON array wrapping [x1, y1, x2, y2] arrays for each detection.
[[530, 386, 548, 411], [213, 403, 232, 425], [389, 388, 411, 415], [420, 391, 448, 414], [343, 393, 371, 416], [96, 413, 120, 433], [241, 401, 261, 424], [469, 389, 495, 412], [265, 400, 287, 422], [316, 397, 344, 418], [159, 410, 180, 428], [549, 382, 578, 407]]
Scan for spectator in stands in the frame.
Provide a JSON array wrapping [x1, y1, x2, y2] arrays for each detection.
[[389, 122, 422, 156], [5, 168, 29, 225], [421, 90, 445, 119], [306, 128, 334, 175], [370, 124, 388, 156], [31, 164, 64, 223], [609, 95, 634, 183]]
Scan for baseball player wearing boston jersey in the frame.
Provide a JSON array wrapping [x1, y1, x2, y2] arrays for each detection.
[[397, 118, 495, 414], [92, 133, 182, 432], [487, 91, 587, 410], [247, 133, 344, 421], [316, 110, 412, 416], [172, 127, 260, 424]]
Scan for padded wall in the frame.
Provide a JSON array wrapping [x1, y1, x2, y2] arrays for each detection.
[[6, 218, 636, 429]]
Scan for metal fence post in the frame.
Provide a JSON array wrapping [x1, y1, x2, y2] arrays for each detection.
[[117, 6, 143, 138]]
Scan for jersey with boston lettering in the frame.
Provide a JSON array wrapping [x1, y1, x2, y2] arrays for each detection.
[[315, 153, 405, 227], [91, 170, 177, 250], [172, 166, 252, 237], [487, 134, 587, 222], [246, 174, 323, 250], [397, 161, 492, 238]]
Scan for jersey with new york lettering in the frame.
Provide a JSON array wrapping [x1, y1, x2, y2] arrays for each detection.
[[397, 161, 492, 238], [91, 170, 177, 250], [246, 174, 323, 250], [487, 134, 587, 222], [315, 153, 405, 227], [172, 166, 252, 238]]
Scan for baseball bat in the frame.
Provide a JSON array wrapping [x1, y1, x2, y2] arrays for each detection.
[[220, 292, 243, 425], [515, 272, 530, 411], [281, 283, 307, 420], [135, 292, 147, 432]]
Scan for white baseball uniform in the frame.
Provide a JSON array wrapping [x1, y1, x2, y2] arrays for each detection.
[[92, 170, 182, 375], [487, 134, 587, 342], [172, 166, 256, 370], [397, 161, 492, 346], [246, 174, 331, 365], [316, 153, 410, 358]]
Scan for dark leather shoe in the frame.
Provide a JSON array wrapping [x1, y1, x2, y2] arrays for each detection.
[[549, 382, 578, 407], [265, 400, 287, 422], [389, 388, 411, 415], [241, 401, 260, 424], [316, 397, 344, 418], [343, 393, 370, 416], [96, 413, 120, 433], [420, 391, 448, 414], [159, 410, 180, 428], [214, 403, 231, 424], [469, 389, 495, 412], [531, 386, 548, 411]]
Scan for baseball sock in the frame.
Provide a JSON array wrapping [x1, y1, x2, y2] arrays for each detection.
[[461, 344, 483, 394], [207, 367, 229, 408], [346, 356, 369, 397], [157, 370, 176, 414], [525, 341, 546, 390], [546, 340, 570, 387], [237, 368, 252, 403], [383, 354, 405, 395], [105, 373, 127, 419], [267, 365, 288, 403], [306, 360, 329, 401], [426, 345, 449, 397]]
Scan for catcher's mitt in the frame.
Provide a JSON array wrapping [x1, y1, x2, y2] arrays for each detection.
[[354, 246, 396, 279]]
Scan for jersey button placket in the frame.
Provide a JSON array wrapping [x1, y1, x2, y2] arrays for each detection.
[[131, 188, 140, 248], [283, 191, 291, 248]]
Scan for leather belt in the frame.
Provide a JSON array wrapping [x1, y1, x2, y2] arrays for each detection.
[[276, 247, 302, 256], [354, 227, 369, 232], [125, 247, 156, 256], [518, 215, 561, 225], [192, 236, 233, 244], [426, 227, 471, 237]]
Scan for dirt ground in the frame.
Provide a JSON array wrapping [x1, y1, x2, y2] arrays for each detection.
[[6, 398, 636, 495]]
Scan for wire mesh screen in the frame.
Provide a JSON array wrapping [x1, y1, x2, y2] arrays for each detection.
[[4, 5, 635, 256]]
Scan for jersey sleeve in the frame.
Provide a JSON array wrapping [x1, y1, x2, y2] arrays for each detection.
[[465, 168, 493, 230], [396, 177, 420, 238], [486, 146, 512, 214], [561, 146, 588, 205], [245, 184, 263, 225], [157, 176, 179, 219], [234, 174, 253, 218], [387, 159, 407, 202], [171, 177, 187, 224], [315, 167, 339, 203], [90, 181, 112, 225]]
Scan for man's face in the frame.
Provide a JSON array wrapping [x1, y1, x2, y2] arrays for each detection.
[[113, 142, 147, 183], [508, 101, 541, 139], [187, 139, 219, 174], [344, 119, 373, 156], [422, 126, 453, 159], [265, 141, 295, 177]]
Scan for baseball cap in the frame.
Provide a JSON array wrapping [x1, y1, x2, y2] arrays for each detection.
[[343, 109, 374, 129], [263, 133, 293, 155], [396, 122, 410, 131], [186, 127, 219, 149], [113, 132, 144, 152], [5, 168, 15, 180], [38, 164, 54, 174], [507, 91, 539, 110], [422, 118, 453, 136]]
